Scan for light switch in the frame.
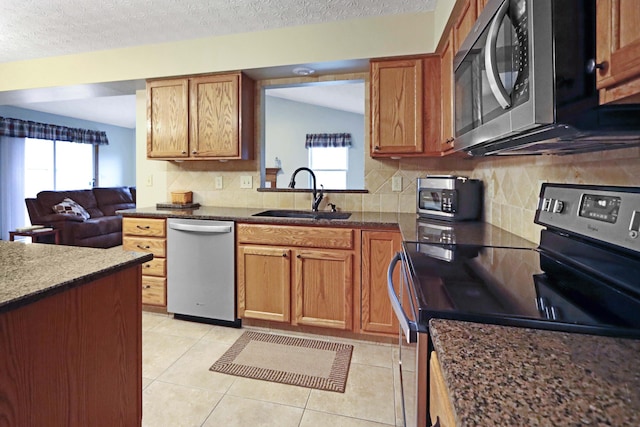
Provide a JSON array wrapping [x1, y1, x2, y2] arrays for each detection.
[[145, 175, 153, 187], [215, 176, 223, 189], [240, 175, 253, 189]]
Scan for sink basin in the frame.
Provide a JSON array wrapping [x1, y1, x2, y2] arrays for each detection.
[[252, 209, 352, 220]]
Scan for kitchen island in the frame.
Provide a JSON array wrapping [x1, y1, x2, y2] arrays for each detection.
[[429, 319, 640, 426], [0, 241, 152, 426]]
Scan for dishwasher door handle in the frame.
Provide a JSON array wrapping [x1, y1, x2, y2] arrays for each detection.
[[168, 222, 233, 234]]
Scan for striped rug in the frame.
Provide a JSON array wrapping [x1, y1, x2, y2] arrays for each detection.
[[210, 330, 353, 393]]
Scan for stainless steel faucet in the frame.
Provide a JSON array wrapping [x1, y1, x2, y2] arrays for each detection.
[[288, 167, 324, 211]]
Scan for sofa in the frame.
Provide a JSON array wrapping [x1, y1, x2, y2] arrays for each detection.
[[25, 187, 136, 248]]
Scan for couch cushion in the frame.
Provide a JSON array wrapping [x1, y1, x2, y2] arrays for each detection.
[[93, 187, 135, 216], [72, 216, 123, 240], [51, 198, 91, 220], [37, 189, 103, 218]]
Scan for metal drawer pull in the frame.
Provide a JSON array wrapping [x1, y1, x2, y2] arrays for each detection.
[[143, 284, 151, 289], [136, 244, 151, 250], [136, 225, 151, 230]]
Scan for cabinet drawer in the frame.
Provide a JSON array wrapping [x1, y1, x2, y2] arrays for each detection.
[[141, 257, 166, 277], [237, 224, 354, 249], [142, 276, 166, 306], [123, 237, 166, 258], [123, 218, 166, 237]]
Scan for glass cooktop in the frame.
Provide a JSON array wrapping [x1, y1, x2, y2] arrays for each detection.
[[402, 241, 640, 339]]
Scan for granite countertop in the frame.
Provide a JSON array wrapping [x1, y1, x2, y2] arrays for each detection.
[[0, 241, 152, 313], [429, 319, 640, 426], [119, 206, 535, 248]]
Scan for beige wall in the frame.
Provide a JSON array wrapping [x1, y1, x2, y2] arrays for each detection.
[[0, 12, 437, 92]]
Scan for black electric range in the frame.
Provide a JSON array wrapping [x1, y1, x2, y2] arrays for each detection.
[[393, 183, 640, 340]]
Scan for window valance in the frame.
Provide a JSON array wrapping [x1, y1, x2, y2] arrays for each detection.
[[0, 116, 109, 145], [305, 133, 352, 148]]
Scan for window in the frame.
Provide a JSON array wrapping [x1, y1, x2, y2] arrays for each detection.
[[24, 138, 95, 197], [23, 138, 96, 224], [308, 146, 348, 190]]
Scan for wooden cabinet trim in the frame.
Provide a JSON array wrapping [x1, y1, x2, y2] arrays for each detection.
[[237, 223, 354, 249]]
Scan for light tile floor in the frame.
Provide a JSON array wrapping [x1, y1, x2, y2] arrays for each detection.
[[142, 312, 408, 427]]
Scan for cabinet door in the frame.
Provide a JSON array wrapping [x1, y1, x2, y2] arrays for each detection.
[[237, 245, 291, 322], [361, 230, 402, 335], [370, 58, 424, 156], [453, 0, 478, 53], [147, 79, 189, 158], [596, 0, 640, 103], [429, 351, 456, 427], [293, 249, 353, 330], [190, 74, 241, 158], [440, 30, 456, 151]]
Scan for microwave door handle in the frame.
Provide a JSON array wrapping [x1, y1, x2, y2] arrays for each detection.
[[387, 252, 418, 344], [484, 0, 512, 109]]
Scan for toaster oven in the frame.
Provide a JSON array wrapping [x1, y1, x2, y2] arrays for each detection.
[[416, 175, 482, 221]]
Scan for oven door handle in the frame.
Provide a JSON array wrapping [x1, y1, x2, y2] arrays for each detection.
[[484, 0, 512, 109], [387, 252, 418, 344]]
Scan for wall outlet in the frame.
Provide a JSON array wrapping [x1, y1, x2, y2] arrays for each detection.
[[392, 176, 403, 192], [215, 176, 223, 189], [240, 175, 253, 189], [145, 174, 153, 187]]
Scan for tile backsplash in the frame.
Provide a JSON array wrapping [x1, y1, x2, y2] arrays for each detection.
[[166, 145, 639, 244]]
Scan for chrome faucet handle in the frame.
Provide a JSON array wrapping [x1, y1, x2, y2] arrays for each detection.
[[328, 203, 337, 212]]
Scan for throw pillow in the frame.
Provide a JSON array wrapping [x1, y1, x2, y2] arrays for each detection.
[[52, 198, 90, 220]]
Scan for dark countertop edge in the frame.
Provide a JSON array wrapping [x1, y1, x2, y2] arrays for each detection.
[[0, 252, 153, 315], [256, 188, 369, 193], [118, 207, 406, 230]]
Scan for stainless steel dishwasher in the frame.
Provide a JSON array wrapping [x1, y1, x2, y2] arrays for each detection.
[[167, 218, 239, 326]]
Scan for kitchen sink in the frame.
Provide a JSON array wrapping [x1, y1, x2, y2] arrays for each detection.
[[252, 209, 351, 220]]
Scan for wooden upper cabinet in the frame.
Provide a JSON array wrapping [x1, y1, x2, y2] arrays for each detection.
[[147, 72, 254, 160], [440, 30, 456, 152], [147, 79, 189, 158], [370, 55, 444, 157], [596, 0, 640, 103], [453, 0, 478, 53], [371, 58, 424, 157]]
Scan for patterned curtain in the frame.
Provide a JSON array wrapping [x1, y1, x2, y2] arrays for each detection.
[[305, 133, 352, 148], [0, 116, 109, 145]]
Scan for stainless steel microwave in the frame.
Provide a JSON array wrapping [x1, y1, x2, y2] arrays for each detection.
[[453, 0, 640, 156], [417, 176, 482, 221]]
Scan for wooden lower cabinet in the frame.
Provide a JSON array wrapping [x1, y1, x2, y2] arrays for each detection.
[[294, 249, 353, 330], [237, 245, 291, 322], [429, 351, 456, 427], [0, 267, 142, 426], [123, 216, 167, 307], [237, 223, 355, 331], [361, 230, 402, 335]]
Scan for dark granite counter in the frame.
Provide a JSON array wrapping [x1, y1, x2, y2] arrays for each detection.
[[0, 241, 152, 313], [430, 319, 640, 427], [119, 206, 536, 248]]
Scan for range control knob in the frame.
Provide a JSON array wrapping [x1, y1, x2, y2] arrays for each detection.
[[553, 200, 565, 213]]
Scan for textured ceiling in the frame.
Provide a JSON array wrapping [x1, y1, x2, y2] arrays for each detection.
[[1, 0, 437, 64], [2, 0, 436, 128]]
